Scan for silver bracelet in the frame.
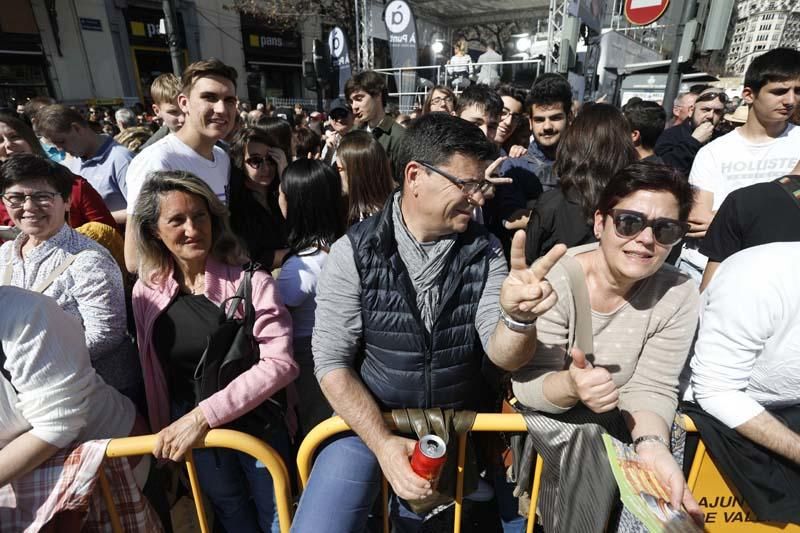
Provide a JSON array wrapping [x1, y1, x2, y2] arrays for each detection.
[[500, 307, 537, 332], [633, 434, 670, 453]]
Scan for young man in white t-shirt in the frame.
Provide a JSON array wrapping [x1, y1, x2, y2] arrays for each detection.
[[679, 48, 800, 278], [124, 58, 238, 273]]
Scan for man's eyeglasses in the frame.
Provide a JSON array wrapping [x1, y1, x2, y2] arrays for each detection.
[[696, 91, 728, 104], [245, 156, 273, 169], [416, 160, 492, 197], [608, 209, 688, 246], [2, 191, 60, 208], [431, 96, 454, 105], [501, 108, 523, 122]]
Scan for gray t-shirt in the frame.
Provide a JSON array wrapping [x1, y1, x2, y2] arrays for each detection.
[[312, 199, 508, 381]]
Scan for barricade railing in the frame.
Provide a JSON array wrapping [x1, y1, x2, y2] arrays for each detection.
[[296, 413, 544, 533], [682, 415, 800, 532], [103, 429, 293, 533]]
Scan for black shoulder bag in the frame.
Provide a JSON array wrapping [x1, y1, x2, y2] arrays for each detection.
[[193, 263, 287, 439]]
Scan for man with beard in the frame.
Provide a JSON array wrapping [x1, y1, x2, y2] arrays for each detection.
[[655, 87, 727, 176], [345, 71, 405, 170], [524, 74, 573, 192], [123, 58, 238, 273]]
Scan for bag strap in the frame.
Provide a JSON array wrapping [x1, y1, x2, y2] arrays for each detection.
[[222, 262, 258, 330], [775, 175, 800, 209], [0, 253, 78, 292], [32, 254, 79, 293], [559, 254, 594, 357]]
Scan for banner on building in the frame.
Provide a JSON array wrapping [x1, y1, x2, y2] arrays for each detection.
[[383, 0, 418, 111], [328, 27, 351, 98]]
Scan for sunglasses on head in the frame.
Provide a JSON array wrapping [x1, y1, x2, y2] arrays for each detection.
[[608, 209, 688, 246], [696, 91, 728, 104], [245, 156, 274, 169]]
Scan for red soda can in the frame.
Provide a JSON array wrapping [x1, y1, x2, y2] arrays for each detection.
[[410, 434, 447, 485]]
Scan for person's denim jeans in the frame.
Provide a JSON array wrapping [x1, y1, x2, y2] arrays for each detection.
[[291, 434, 430, 533], [171, 401, 288, 533]]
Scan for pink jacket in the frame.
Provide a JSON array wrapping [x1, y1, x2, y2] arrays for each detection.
[[132, 257, 298, 434]]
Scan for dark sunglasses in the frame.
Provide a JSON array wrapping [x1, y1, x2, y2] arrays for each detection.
[[696, 91, 728, 104], [608, 209, 688, 246], [245, 156, 274, 169]]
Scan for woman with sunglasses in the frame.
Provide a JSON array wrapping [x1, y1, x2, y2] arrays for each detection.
[[511, 162, 702, 530], [228, 126, 289, 270]]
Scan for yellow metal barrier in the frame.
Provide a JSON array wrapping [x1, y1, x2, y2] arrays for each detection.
[[682, 415, 800, 532], [102, 429, 293, 533], [296, 413, 543, 533]]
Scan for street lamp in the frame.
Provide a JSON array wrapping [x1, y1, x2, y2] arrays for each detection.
[[516, 35, 532, 52], [431, 40, 444, 54]]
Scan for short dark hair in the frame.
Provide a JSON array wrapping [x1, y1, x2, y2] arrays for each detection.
[[345, 71, 388, 107], [454, 85, 503, 118], [528, 73, 573, 117], [555, 103, 637, 221], [622, 100, 666, 150], [497, 84, 526, 108], [744, 48, 800, 94], [281, 159, 345, 252], [0, 152, 74, 200], [36, 104, 88, 134], [395, 112, 498, 186], [597, 162, 694, 222], [181, 58, 238, 95], [294, 126, 321, 159]]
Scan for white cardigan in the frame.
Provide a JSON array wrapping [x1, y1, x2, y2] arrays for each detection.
[[0, 286, 134, 449]]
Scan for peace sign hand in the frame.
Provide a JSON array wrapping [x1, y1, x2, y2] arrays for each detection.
[[500, 230, 566, 324]]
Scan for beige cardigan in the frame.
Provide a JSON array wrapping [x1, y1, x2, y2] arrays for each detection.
[[512, 244, 699, 426]]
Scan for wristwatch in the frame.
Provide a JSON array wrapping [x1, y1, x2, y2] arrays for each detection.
[[633, 435, 670, 453], [500, 307, 537, 332]]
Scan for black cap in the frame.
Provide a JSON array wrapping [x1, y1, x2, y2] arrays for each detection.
[[329, 98, 350, 114]]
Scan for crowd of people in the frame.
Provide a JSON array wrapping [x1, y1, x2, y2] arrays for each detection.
[[0, 45, 799, 533]]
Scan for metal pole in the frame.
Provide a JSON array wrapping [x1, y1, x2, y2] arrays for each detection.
[[355, 0, 362, 71], [662, 0, 695, 116], [162, 0, 183, 76]]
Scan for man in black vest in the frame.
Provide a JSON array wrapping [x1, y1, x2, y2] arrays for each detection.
[[292, 113, 567, 532]]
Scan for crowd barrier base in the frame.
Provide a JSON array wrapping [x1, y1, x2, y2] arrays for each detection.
[[296, 413, 544, 533], [682, 416, 800, 532], [103, 429, 293, 533]]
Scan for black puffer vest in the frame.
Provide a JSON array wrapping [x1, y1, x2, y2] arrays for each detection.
[[347, 199, 490, 410]]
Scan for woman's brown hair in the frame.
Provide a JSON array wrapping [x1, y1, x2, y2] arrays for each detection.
[[554, 103, 637, 222], [337, 130, 394, 225]]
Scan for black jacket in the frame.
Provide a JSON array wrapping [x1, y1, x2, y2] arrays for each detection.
[[347, 200, 490, 409], [654, 121, 704, 176]]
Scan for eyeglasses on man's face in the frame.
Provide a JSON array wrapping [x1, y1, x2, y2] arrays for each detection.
[[501, 108, 523, 122], [2, 191, 60, 208], [416, 160, 492, 197], [431, 96, 454, 106]]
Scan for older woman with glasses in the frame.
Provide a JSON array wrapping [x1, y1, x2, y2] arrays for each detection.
[[0, 153, 140, 401], [511, 162, 702, 531], [228, 126, 290, 270]]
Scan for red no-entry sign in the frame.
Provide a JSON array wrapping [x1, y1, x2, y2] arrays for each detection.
[[625, 0, 670, 25]]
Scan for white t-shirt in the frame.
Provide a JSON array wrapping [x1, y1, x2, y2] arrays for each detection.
[[689, 124, 800, 210], [125, 133, 230, 214], [686, 242, 800, 428], [276, 248, 328, 338]]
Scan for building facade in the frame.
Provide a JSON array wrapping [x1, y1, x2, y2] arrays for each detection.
[[2, 0, 320, 108], [725, 0, 800, 76]]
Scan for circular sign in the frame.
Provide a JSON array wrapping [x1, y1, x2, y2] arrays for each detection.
[[329, 27, 345, 58], [384, 0, 411, 34], [624, 0, 670, 26]]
